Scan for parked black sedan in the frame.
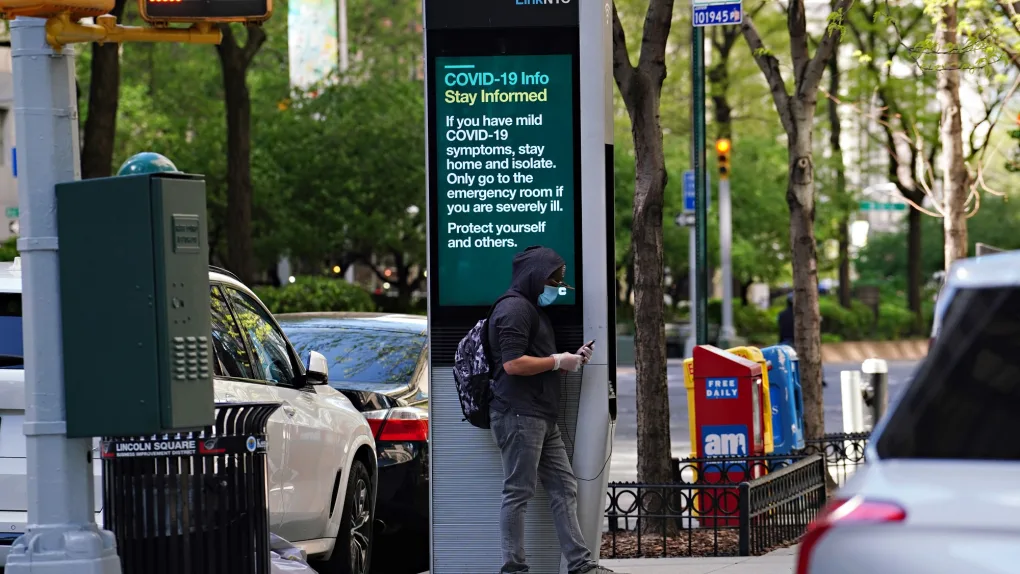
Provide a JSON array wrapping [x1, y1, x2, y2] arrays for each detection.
[[278, 313, 429, 551]]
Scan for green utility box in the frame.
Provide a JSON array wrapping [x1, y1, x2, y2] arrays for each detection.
[[56, 173, 214, 438]]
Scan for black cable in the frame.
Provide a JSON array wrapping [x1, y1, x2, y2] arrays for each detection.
[[559, 362, 614, 483]]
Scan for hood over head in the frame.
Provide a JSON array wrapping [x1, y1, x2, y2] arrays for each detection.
[[507, 246, 566, 302]]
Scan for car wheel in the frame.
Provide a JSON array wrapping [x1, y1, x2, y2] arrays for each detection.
[[317, 460, 374, 574]]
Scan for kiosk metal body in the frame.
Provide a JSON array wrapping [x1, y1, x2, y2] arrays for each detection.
[[424, 1, 615, 572]]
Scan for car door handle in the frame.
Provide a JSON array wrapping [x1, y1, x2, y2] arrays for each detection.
[[282, 405, 296, 417]]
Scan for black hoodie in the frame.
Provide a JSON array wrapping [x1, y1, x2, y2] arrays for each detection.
[[487, 246, 565, 421]]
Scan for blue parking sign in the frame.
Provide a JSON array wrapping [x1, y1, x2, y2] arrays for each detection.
[[682, 170, 710, 213]]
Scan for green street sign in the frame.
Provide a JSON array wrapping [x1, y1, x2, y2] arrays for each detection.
[[859, 201, 906, 212], [5, 207, 18, 218]]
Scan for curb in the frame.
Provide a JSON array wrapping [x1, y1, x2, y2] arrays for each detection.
[[820, 339, 928, 363]]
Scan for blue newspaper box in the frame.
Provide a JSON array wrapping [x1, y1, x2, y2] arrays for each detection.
[[760, 345, 805, 454]]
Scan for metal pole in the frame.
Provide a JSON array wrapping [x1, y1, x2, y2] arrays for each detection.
[[338, 0, 349, 73], [719, 177, 734, 346], [861, 358, 889, 425], [7, 17, 121, 574], [692, 26, 708, 345], [686, 226, 696, 357]]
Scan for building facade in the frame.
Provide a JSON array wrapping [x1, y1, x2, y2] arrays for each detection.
[[0, 42, 17, 242]]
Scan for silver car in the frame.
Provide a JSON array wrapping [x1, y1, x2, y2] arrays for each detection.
[[797, 251, 1020, 574]]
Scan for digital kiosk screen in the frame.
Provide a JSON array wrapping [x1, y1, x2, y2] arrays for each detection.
[[433, 53, 578, 307]]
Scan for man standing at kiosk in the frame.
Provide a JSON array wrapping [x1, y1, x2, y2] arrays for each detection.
[[487, 246, 617, 574]]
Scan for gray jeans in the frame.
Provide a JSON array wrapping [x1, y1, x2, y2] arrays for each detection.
[[490, 407, 595, 574]]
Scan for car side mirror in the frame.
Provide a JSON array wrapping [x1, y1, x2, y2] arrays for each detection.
[[304, 351, 329, 385]]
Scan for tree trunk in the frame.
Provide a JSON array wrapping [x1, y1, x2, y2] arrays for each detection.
[[740, 280, 752, 306], [838, 221, 851, 307], [741, 1, 852, 440], [80, 0, 127, 179], [935, 1, 969, 270], [620, 261, 628, 305], [827, 50, 851, 309], [217, 24, 266, 285], [907, 206, 923, 332], [630, 92, 671, 487], [788, 105, 824, 442], [222, 66, 256, 284], [612, 0, 675, 489]]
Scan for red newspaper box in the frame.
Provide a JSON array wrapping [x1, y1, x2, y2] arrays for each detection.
[[692, 345, 767, 526]]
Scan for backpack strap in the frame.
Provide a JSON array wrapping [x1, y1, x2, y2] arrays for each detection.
[[486, 293, 540, 357]]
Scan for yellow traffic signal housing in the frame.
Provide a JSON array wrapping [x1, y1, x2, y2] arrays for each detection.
[[716, 138, 731, 180], [0, 0, 112, 21], [138, 0, 272, 25]]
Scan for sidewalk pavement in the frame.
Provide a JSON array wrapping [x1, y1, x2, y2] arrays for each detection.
[[599, 547, 796, 574], [418, 547, 796, 574]]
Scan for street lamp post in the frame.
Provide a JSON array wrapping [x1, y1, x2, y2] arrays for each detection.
[[7, 16, 121, 574]]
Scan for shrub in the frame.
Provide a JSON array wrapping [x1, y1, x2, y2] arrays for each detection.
[[735, 304, 774, 336], [0, 236, 17, 262], [254, 276, 376, 314], [818, 297, 877, 341], [875, 303, 915, 340]]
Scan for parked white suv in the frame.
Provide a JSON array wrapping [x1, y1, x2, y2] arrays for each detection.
[[796, 250, 1020, 573], [0, 262, 377, 574]]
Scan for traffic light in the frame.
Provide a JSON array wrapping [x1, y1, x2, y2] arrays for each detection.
[[716, 138, 731, 180], [138, 0, 272, 24], [0, 0, 113, 20]]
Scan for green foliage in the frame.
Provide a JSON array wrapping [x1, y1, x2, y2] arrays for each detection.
[[857, 192, 1020, 292], [1007, 127, 1020, 173], [818, 298, 875, 341], [875, 303, 915, 340], [0, 236, 17, 262], [260, 76, 425, 268], [735, 304, 776, 336], [254, 276, 376, 314]]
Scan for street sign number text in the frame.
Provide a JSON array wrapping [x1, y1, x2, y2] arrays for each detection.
[[693, 0, 742, 27]]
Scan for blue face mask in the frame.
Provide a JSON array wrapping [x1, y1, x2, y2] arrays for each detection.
[[537, 285, 559, 307]]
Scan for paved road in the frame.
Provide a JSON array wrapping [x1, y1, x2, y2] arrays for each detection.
[[608, 358, 919, 483]]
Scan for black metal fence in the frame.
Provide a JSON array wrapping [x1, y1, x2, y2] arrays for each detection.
[[602, 432, 871, 559], [605, 481, 742, 558], [742, 455, 827, 555], [799, 432, 870, 487], [603, 454, 827, 558]]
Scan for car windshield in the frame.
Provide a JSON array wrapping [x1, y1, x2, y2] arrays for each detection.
[[876, 286, 1020, 461], [284, 326, 425, 391], [0, 293, 23, 369]]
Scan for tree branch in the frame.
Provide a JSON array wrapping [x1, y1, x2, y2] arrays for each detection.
[[612, 2, 637, 107], [741, 15, 792, 133], [636, 0, 675, 85], [799, 0, 854, 97], [788, 0, 810, 87], [216, 23, 237, 60], [242, 24, 268, 68]]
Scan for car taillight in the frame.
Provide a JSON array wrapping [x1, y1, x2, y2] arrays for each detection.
[[363, 407, 429, 442], [796, 497, 906, 574]]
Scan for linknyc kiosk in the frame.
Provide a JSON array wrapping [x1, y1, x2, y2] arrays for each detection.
[[424, 1, 617, 572]]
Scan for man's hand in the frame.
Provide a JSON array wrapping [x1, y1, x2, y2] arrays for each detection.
[[575, 345, 592, 364], [552, 353, 584, 373]]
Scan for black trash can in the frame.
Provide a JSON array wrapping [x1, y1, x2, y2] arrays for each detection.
[[100, 402, 280, 574]]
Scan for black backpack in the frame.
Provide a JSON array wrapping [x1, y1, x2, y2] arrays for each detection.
[[453, 294, 536, 429]]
